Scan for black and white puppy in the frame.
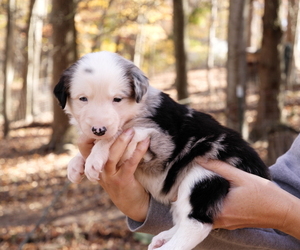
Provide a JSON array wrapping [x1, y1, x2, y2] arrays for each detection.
[[54, 51, 270, 250]]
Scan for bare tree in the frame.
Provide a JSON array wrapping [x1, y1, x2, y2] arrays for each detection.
[[226, 0, 248, 133], [19, 0, 35, 122], [285, 0, 300, 87], [2, 0, 16, 138], [173, 0, 189, 101], [206, 0, 218, 92], [19, 0, 47, 124], [47, 0, 78, 152], [249, 0, 282, 142]]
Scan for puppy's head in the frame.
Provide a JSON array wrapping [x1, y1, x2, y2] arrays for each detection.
[[54, 51, 149, 139]]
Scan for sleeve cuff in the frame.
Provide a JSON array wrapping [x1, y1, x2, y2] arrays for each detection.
[[126, 197, 173, 235]]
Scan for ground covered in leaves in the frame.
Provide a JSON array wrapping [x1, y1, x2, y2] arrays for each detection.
[[0, 126, 151, 250], [1, 68, 300, 250]]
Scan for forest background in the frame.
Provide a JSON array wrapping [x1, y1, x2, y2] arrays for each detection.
[[1, 0, 300, 249]]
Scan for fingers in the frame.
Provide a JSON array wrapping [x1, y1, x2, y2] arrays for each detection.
[[196, 158, 248, 184], [105, 128, 135, 175], [120, 137, 150, 176]]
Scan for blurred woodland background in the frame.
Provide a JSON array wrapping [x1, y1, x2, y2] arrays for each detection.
[[1, 0, 300, 249]]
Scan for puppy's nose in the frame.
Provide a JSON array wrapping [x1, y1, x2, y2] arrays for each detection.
[[92, 126, 107, 136]]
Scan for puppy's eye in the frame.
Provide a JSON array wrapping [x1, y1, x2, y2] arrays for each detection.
[[79, 97, 88, 102], [113, 97, 122, 103]]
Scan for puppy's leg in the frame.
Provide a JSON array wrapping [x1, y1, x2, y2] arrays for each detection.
[[149, 165, 228, 250], [68, 153, 85, 183], [85, 139, 114, 182], [151, 221, 212, 250], [148, 225, 178, 250]]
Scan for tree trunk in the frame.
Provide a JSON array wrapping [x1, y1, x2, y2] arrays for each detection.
[[47, 0, 78, 152], [206, 0, 218, 94], [249, 0, 282, 142], [19, 0, 35, 122], [226, 0, 248, 134], [267, 124, 298, 166], [285, 0, 299, 88], [3, 0, 16, 138], [134, 14, 146, 68], [173, 0, 189, 101], [25, 0, 47, 123]]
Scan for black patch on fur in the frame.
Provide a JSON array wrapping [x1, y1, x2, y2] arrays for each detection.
[[84, 68, 93, 73], [118, 54, 149, 103], [148, 92, 269, 195], [188, 176, 230, 223], [53, 62, 78, 109], [53, 74, 70, 109]]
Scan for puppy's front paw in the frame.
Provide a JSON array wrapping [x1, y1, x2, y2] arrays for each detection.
[[68, 155, 85, 183], [148, 238, 166, 250], [148, 234, 170, 250], [84, 154, 104, 182], [148, 228, 176, 250]]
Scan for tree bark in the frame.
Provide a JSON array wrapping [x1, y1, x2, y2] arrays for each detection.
[[3, 0, 16, 138], [226, 0, 247, 133], [47, 0, 78, 152], [19, 0, 35, 122], [173, 0, 189, 101], [285, 0, 299, 88], [249, 0, 282, 142], [206, 0, 218, 94], [25, 0, 47, 123]]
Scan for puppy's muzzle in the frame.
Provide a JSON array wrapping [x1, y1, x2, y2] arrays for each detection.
[[92, 126, 107, 136]]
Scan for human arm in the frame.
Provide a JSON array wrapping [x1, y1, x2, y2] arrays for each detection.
[[196, 158, 300, 240], [78, 129, 150, 222]]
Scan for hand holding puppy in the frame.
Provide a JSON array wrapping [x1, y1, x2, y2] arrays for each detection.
[[196, 158, 300, 239], [78, 129, 150, 222]]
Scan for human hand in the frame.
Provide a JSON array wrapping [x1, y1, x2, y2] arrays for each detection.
[[196, 158, 300, 239], [78, 129, 150, 222]]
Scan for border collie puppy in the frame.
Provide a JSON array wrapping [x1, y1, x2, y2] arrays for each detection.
[[54, 51, 269, 250]]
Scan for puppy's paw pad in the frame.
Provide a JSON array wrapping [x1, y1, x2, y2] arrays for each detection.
[[148, 239, 167, 250]]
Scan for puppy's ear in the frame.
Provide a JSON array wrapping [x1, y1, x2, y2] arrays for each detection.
[[129, 66, 149, 103], [53, 63, 77, 109], [53, 74, 70, 109]]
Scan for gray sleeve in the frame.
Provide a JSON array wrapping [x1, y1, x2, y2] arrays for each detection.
[[127, 134, 300, 249], [270, 134, 300, 198], [127, 197, 173, 235]]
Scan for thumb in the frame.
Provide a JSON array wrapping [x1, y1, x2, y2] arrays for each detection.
[[196, 158, 247, 184]]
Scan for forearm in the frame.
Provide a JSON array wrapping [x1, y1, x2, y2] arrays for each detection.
[[108, 185, 150, 223], [282, 193, 300, 239]]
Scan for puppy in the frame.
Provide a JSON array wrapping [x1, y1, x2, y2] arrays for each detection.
[[54, 51, 270, 250]]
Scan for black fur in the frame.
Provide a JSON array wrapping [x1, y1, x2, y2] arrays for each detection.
[[148, 92, 269, 196], [189, 176, 230, 223], [53, 63, 78, 109], [122, 62, 149, 103]]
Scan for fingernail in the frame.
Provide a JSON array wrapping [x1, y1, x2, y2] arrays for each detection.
[[123, 128, 134, 136], [196, 157, 208, 164], [142, 137, 150, 145]]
